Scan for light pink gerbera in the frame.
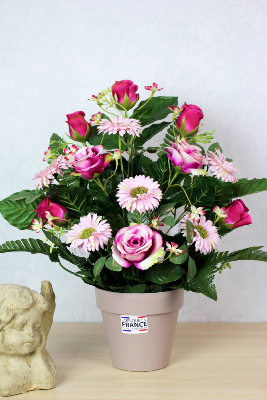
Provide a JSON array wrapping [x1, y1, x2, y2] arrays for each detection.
[[180, 215, 220, 255], [32, 155, 68, 189], [66, 214, 112, 254], [97, 116, 142, 137], [116, 175, 162, 213], [207, 149, 240, 183]]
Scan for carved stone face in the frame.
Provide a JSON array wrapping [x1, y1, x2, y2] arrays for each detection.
[[0, 306, 42, 356]]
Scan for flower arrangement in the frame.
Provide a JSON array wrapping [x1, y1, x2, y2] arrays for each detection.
[[1, 79, 267, 300]]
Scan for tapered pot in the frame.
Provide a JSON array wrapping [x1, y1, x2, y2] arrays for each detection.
[[95, 287, 184, 371]]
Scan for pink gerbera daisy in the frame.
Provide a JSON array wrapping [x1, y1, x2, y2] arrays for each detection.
[[207, 149, 240, 183], [97, 116, 142, 137], [66, 213, 112, 254], [180, 215, 220, 255], [116, 175, 162, 213], [32, 155, 68, 189]]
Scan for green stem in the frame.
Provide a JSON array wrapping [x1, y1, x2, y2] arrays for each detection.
[[138, 92, 154, 110], [137, 212, 140, 224], [100, 134, 105, 146], [98, 104, 118, 117], [104, 164, 118, 190], [157, 253, 172, 264], [93, 178, 108, 196], [119, 136, 124, 179], [58, 260, 82, 278], [169, 184, 192, 205]]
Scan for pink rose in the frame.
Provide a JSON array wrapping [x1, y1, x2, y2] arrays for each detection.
[[165, 137, 206, 173], [35, 198, 68, 227], [112, 224, 164, 270], [176, 104, 204, 136], [222, 199, 252, 229], [112, 80, 139, 110], [66, 111, 91, 142], [68, 145, 113, 180]]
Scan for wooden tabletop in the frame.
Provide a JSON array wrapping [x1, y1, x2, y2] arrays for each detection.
[[16, 323, 267, 400]]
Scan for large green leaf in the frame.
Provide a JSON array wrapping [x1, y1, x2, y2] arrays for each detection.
[[0, 193, 40, 230], [146, 262, 186, 284], [156, 202, 177, 217], [132, 96, 178, 126], [197, 177, 233, 207], [105, 256, 122, 271], [132, 154, 155, 177], [135, 121, 170, 147], [131, 107, 153, 125], [232, 178, 267, 198], [126, 284, 146, 293]]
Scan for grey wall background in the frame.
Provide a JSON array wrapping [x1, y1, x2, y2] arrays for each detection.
[[1, 0, 267, 322]]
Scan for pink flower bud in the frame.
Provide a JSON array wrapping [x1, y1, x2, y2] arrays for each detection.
[[176, 104, 204, 136], [112, 80, 139, 111], [222, 199, 252, 229], [35, 198, 68, 227], [66, 111, 91, 142]]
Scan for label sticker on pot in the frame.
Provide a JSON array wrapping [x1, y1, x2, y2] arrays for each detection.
[[120, 315, 148, 334]]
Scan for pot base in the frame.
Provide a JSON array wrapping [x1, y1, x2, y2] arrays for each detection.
[[101, 309, 179, 371]]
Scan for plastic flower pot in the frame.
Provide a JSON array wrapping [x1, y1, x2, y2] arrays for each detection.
[[95, 287, 184, 371]]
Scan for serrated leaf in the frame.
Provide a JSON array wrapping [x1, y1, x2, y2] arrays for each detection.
[[190, 183, 214, 207], [132, 96, 178, 126], [127, 284, 146, 293], [207, 142, 223, 153], [131, 107, 153, 125], [170, 245, 188, 264], [93, 257, 106, 277], [146, 262, 186, 284], [106, 256, 123, 271], [135, 121, 170, 147], [187, 256, 197, 282], [161, 216, 175, 226], [156, 202, 177, 216], [0, 238, 50, 255], [154, 154, 168, 184], [127, 210, 150, 225], [0, 193, 40, 230], [186, 220, 195, 243], [232, 178, 267, 198]]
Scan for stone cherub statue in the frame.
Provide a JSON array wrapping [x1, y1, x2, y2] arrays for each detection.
[[0, 281, 57, 397]]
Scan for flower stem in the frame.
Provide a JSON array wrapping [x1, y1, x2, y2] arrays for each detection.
[[98, 104, 118, 117], [104, 164, 118, 190], [170, 184, 192, 205], [119, 136, 124, 179], [138, 92, 154, 110], [94, 178, 108, 196]]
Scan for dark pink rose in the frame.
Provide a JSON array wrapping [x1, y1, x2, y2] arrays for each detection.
[[35, 198, 68, 227], [112, 80, 139, 110], [176, 104, 204, 136], [222, 199, 252, 229], [66, 111, 91, 142], [112, 224, 164, 270], [68, 145, 113, 180]]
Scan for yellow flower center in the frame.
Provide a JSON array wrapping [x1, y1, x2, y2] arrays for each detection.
[[131, 186, 148, 198], [80, 228, 96, 239], [195, 225, 208, 239]]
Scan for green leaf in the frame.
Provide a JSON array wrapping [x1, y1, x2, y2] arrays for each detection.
[[0, 193, 40, 230], [127, 284, 146, 293], [0, 238, 51, 255], [93, 257, 106, 277], [132, 154, 155, 177], [190, 183, 214, 207], [207, 142, 223, 153], [88, 127, 127, 150], [133, 96, 178, 126], [161, 216, 175, 226], [106, 256, 123, 271], [127, 210, 150, 225], [9, 190, 42, 203], [187, 256, 197, 282], [232, 178, 267, 198], [156, 202, 177, 217], [131, 107, 153, 125], [170, 245, 188, 264], [135, 121, 170, 147], [154, 154, 168, 184], [146, 262, 186, 284], [186, 219, 195, 243], [50, 133, 65, 151]]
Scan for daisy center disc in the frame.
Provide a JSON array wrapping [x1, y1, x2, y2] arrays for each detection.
[[80, 228, 96, 239], [195, 225, 208, 239], [131, 186, 148, 198]]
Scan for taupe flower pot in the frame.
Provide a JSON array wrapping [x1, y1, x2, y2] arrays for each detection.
[[95, 287, 184, 371]]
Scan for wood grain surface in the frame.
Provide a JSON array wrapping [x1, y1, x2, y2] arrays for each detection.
[[15, 323, 267, 400]]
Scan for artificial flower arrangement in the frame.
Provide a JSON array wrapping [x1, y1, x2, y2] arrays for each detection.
[[1, 79, 267, 300]]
